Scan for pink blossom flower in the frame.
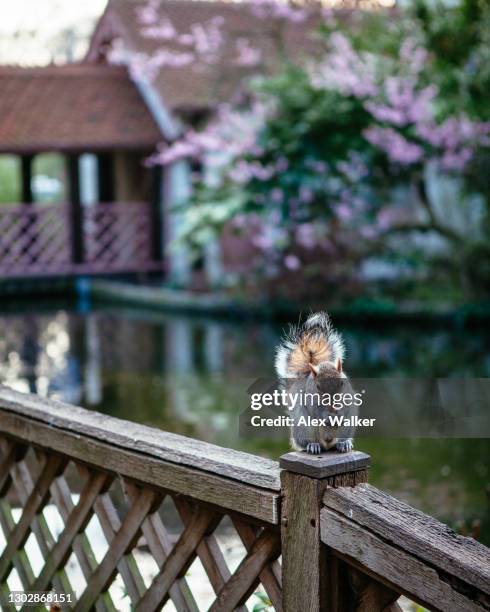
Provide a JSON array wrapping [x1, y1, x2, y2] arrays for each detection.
[[284, 254, 301, 270], [322, 8, 337, 26], [249, 0, 308, 23], [299, 187, 314, 204], [141, 18, 177, 40], [364, 127, 424, 166], [336, 153, 369, 181], [364, 103, 406, 126], [152, 49, 195, 68], [365, 77, 437, 128], [360, 226, 379, 240], [191, 21, 223, 57], [252, 233, 274, 251], [178, 33, 194, 46], [231, 214, 248, 229], [270, 188, 283, 204], [308, 160, 328, 174], [375, 207, 404, 231], [228, 161, 274, 183], [146, 140, 200, 166], [275, 157, 289, 172], [136, 0, 160, 25], [399, 38, 428, 74], [296, 223, 316, 249], [335, 204, 353, 221], [235, 38, 262, 67], [440, 148, 473, 171], [311, 33, 378, 98]]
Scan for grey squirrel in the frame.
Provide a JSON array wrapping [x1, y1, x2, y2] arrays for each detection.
[[275, 312, 356, 454]]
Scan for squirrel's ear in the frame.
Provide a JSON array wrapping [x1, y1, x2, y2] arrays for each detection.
[[309, 363, 319, 377], [336, 357, 343, 373]]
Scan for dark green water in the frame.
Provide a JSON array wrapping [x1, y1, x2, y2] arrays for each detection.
[[0, 299, 488, 545]]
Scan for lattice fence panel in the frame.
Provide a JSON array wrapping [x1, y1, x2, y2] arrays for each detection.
[[0, 204, 71, 276], [83, 203, 153, 271], [0, 437, 282, 611]]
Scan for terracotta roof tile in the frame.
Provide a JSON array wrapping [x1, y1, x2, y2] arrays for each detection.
[[87, 0, 323, 112], [0, 64, 162, 153]]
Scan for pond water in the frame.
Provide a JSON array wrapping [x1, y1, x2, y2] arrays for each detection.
[[0, 298, 488, 545]]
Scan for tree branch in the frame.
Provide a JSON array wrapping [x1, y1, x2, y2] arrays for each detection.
[[413, 175, 463, 242], [385, 221, 462, 243]]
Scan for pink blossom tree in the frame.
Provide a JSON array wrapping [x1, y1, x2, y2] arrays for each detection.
[[121, 0, 490, 298]]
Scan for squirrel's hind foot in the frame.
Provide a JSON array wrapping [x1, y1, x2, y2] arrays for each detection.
[[336, 438, 354, 453], [305, 442, 322, 454]]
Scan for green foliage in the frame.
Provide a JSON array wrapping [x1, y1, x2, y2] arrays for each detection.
[[0, 156, 20, 204], [177, 0, 490, 301], [411, 0, 490, 119], [252, 591, 273, 612]]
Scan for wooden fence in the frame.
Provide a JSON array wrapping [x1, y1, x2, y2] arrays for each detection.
[[0, 202, 160, 278], [0, 386, 488, 611]]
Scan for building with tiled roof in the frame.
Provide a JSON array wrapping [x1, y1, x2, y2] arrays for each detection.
[[0, 0, 322, 284], [86, 0, 321, 118], [0, 62, 166, 277], [0, 64, 161, 154]]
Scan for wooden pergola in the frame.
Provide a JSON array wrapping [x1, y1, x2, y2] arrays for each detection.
[[0, 63, 165, 277]]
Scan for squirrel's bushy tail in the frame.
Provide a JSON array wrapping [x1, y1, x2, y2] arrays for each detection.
[[275, 312, 345, 378]]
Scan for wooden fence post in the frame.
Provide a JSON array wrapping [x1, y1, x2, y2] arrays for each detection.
[[66, 153, 84, 265], [280, 451, 370, 611]]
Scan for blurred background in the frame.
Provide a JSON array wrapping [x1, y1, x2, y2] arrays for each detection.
[[0, 0, 489, 553]]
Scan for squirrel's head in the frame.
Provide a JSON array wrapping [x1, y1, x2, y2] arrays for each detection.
[[308, 359, 346, 394]]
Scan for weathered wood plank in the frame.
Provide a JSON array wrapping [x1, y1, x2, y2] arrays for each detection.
[[175, 498, 247, 612], [124, 484, 199, 612], [281, 471, 328, 612], [24, 471, 109, 602], [280, 451, 370, 479], [75, 487, 156, 612], [320, 508, 488, 612], [280, 451, 371, 611], [0, 450, 36, 595], [0, 583, 17, 612], [0, 440, 25, 495], [0, 387, 280, 490], [136, 507, 220, 612], [323, 483, 490, 596], [208, 530, 281, 612], [348, 568, 402, 612], [92, 491, 147, 605], [49, 475, 117, 612], [10, 458, 75, 603], [0, 499, 35, 589], [0, 454, 65, 582], [231, 518, 283, 612], [0, 410, 279, 524], [76, 466, 146, 606]]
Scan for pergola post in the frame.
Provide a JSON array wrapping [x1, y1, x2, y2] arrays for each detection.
[[151, 164, 163, 262], [21, 154, 34, 204], [66, 153, 84, 264], [96, 152, 114, 202]]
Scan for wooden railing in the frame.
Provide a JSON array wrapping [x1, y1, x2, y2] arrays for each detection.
[[0, 386, 488, 611], [0, 202, 161, 278]]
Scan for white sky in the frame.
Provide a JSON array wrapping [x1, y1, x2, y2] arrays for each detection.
[[0, 0, 108, 64], [0, 0, 107, 33]]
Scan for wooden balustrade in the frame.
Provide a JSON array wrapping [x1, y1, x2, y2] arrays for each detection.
[[321, 484, 490, 611], [0, 385, 488, 611], [0, 202, 161, 278]]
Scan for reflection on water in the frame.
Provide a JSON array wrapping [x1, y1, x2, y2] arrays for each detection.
[[0, 300, 489, 544]]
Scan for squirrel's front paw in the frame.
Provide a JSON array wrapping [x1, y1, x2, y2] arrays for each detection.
[[306, 442, 322, 455], [336, 439, 354, 453]]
